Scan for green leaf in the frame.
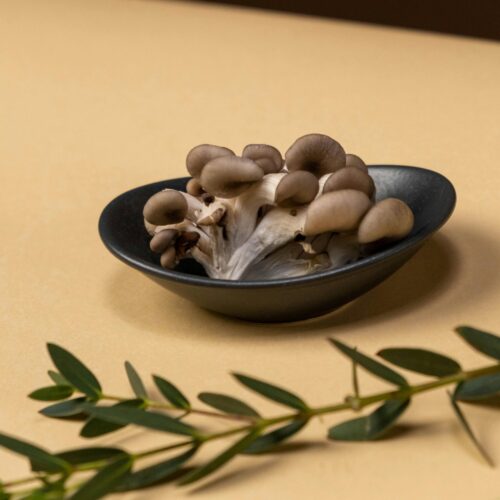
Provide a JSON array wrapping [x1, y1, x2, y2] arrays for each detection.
[[447, 392, 494, 466], [377, 348, 461, 377], [179, 429, 260, 485], [116, 447, 197, 491], [454, 373, 500, 401], [70, 455, 133, 500], [232, 374, 307, 410], [153, 375, 190, 409], [48, 371, 70, 386], [328, 399, 410, 441], [47, 344, 102, 399], [0, 432, 69, 474], [31, 447, 125, 472], [80, 399, 144, 438], [198, 392, 260, 417], [39, 397, 87, 419], [455, 326, 500, 360], [125, 362, 148, 399], [29, 385, 74, 402], [84, 405, 197, 436], [243, 419, 308, 454], [329, 338, 408, 387]]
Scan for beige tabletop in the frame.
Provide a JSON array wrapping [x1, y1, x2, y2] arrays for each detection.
[[1, 0, 500, 498]]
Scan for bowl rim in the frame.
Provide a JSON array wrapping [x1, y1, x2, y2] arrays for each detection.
[[98, 165, 456, 289]]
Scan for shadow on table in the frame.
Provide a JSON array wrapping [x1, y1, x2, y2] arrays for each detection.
[[105, 223, 500, 337]]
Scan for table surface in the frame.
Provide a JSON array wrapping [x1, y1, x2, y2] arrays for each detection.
[[1, 0, 500, 498]]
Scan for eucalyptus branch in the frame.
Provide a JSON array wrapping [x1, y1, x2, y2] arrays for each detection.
[[1, 325, 500, 499]]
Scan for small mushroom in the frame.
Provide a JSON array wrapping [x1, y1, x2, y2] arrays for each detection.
[[303, 189, 372, 235], [346, 153, 368, 172], [323, 167, 375, 198], [285, 133, 346, 177], [186, 178, 204, 197], [160, 246, 177, 269], [200, 156, 264, 198], [242, 144, 283, 174], [275, 171, 319, 207], [150, 228, 178, 253], [186, 144, 234, 178], [143, 190, 188, 225], [357, 198, 414, 244]]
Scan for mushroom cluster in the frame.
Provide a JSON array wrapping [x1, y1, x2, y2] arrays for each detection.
[[143, 134, 414, 280]]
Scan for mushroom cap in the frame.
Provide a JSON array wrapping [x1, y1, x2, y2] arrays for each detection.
[[150, 228, 178, 253], [186, 177, 204, 197], [143, 190, 188, 225], [285, 133, 346, 177], [303, 189, 372, 235], [323, 167, 375, 198], [275, 171, 319, 207], [357, 198, 414, 244], [186, 144, 234, 178], [200, 156, 264, 198], [160, 246, 177, 269], [346, 153, 368, 172], [242, 144, 283, 174]]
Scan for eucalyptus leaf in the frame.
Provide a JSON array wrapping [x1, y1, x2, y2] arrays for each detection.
[[153, 375, 190, 410], [48, 371, 70, 387], [198, 392, 260, 417], [80, 399, 144, 438], [179, 429, 261, 485], [85, 405, 197, 436], [232, 374, 307, 411], [29, 385, 74, 402], [125, 362, 148, 400], [243, 419, 307, 454], [454, 373, 500, 401], [0, 433, 69, 474], [447, 392, 493, 466], [47, 344, 102, 399], [70, 455, 133, 500], [328, 399, 410, 441], [455, 326, 500, 360], [329, 339, 408, 387], [116, 447, 197, 491], [39, 397, 87, 419], [36, 447, 125, 471], [377, 348, 461, 377]]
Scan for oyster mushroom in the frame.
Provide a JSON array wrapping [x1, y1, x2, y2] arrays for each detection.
[[358, 198, 414, 244], [285, 133, 346, 176], [142, 134, 414, 279]]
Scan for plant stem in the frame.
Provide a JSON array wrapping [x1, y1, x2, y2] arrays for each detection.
[[4, 362, 499, 494]]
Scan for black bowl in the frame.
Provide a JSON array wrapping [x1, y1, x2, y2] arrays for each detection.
[[99, 166, 456, 322]]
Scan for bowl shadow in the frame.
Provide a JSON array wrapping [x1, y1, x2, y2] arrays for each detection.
[[104, 223, 500, 337]]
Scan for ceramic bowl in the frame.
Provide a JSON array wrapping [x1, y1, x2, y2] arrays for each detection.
[[99, 166, 456, 322]]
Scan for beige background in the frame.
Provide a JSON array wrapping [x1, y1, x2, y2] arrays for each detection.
[[1, 0, 500, 498]]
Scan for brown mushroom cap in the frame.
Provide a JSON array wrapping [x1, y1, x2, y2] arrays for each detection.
[[357, 198, 414, 244], [285, 133, 346, 177], [200, 156, 264, 198], [346, 153, 368, 172], [242, 144, 283, 174], [323, 167, 375, 198], [143, 190, 188, 225], [186, 144, 234, 178], [303, 189, 372, 235], [275, 171, 319, 207], [186, 177, 204, 197], [160, 246, 177, 269], [150, 228, 178, 253]]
